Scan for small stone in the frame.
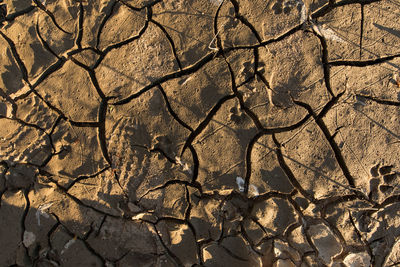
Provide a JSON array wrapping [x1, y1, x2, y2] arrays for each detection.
[[308, 224, 342, 265], [132, 212, 158, 224], [236, 176, 245, 192], [23, 231, 36, 247], [343, 252, 371, 267], [249, 184, 259, 196]]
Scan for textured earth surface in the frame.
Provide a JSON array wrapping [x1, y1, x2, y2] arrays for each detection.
[[1, 0, 400, 266]]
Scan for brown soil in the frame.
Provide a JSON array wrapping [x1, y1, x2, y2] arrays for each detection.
[[1, 0, 400, 266]]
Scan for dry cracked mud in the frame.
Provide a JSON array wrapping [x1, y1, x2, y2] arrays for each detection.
[[1, 0, 400, 266]]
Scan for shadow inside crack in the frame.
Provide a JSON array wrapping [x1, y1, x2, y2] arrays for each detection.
[[0, 187, 161, 266]]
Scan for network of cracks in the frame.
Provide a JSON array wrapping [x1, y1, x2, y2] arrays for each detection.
[[1, 0, 400, 266]]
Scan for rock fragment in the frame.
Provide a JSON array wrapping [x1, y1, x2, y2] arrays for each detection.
[[308, 223, 342, 265], [343, 252, 371, 267]]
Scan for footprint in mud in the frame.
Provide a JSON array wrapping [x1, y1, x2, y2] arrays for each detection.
[[368, 163, 398, 198], [152, 135, 173, 158], [378, 165, 393, 175], [229, 106, 245, 124], [272, 0, 304, 15], [369, 163, 380, 177], [379, 184, 394, 194], [383, 173, 397, 184]]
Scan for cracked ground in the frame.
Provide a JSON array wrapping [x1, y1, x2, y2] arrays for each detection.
[[1, 0, 400, 266]]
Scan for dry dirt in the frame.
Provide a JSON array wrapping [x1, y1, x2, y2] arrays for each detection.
[[1, 0, 400, 266]]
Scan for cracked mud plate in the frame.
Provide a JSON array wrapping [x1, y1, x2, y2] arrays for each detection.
[[1, 0, 400, 266]]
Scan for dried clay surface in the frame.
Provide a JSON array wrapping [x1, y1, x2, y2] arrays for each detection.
[[1, 0, 400, 266]]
